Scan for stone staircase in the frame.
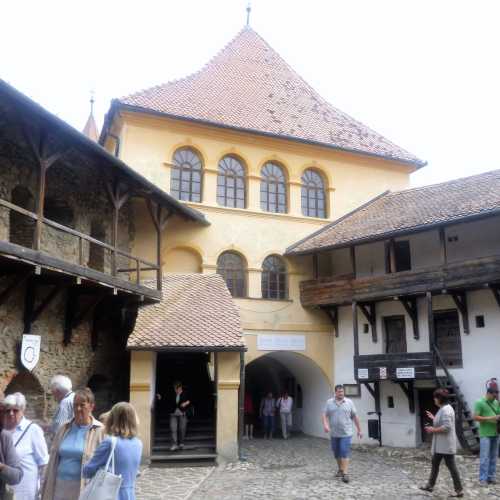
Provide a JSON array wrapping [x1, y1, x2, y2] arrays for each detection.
[[151, 416, 217, 464]]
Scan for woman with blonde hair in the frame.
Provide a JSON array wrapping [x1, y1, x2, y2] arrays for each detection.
[[83, 402, 142, 500], [41, 388, 104, 500]]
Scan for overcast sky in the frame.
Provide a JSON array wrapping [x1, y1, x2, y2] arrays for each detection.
[[2, 1, 499, 187]]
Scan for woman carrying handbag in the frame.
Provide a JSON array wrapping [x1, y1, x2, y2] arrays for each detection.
[[83, 402, 142, 500]]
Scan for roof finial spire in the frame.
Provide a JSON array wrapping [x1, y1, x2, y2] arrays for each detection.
[[246, 2, 251, 27], [90, 89, 95, 115]]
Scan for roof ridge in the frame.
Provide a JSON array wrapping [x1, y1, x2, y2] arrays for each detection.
[[388, 168, 500, 197], [285, 190, 390, 254], [120, 27, 252, 102]]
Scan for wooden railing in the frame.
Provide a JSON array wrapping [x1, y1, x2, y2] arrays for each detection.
[[301, 254, 500, 306], [0, 198, 161, 290]]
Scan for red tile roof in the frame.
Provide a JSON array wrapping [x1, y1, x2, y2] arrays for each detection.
[[128, 274, 245, 351], [286, 169, 500, 255], [117, 27, 424, 167]]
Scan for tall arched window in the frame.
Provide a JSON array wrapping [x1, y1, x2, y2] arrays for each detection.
[[261, 255, 287, 300], [10, 186, 35, 248], [260, 162, 287, 213], [217, 251, 247, 298], [217, 155, 246, 208], [301, 169, 326, 218], [171, 147, 203, 202]]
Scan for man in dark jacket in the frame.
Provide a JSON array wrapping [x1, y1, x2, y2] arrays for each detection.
[[166, 381, 191, 451]]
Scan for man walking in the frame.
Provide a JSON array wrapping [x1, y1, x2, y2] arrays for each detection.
[[322, 384, 362, 484], [48, 374, 74, 435], [474, 385, 500, 486]]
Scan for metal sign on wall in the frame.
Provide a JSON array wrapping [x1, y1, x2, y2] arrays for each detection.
[[396, 367, 415, 379], [257, 334, 306, 351], [21, 334, 41, 371]]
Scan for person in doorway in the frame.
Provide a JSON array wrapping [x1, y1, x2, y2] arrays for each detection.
[[322, 384, 362, 484], [277, 391, 293, 439], [474, 385, 500, 486], [159, 381, 191, 451], [243, 392, 255, 440], [260, 392, 276, 439], [3, 392, 49, 500], [419, 388, 464, 497], [48, 375, 75, 436]]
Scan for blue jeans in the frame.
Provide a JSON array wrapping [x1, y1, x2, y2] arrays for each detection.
[[331, 436, 352, 459], [480, 436, 499, 482], [263, 415, 274, 435]]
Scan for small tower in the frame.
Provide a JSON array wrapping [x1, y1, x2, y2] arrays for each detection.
[[82, 91, 99, 142]]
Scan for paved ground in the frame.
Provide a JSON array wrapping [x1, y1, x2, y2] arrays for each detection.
[[136, 436, 500, 499]]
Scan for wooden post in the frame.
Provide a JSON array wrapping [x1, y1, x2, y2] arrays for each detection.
[[350, 246, 356, 277], [146, 200, 171, 291], [439, 227, 447, 266], [312, 254, 319, 279], [352, 300, 359, 357], [427, 292, 435, 350], [389, 238, 397, 274], [451, 292, 470, 334]]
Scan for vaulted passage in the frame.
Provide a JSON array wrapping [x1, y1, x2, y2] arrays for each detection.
[[245, 352, 331, 437]]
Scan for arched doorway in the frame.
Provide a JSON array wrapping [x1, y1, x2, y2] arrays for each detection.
[[245, 352, 331, 438], [5, 371, 46, 421]]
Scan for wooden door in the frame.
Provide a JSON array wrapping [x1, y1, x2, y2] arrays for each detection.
[[384, 316, 407, 353], [434, 310, 462, 367]]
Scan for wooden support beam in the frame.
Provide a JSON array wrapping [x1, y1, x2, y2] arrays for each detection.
[[427, 292, 435, 349], [146, 199, 171, 291], [400, 297, 419, 340], [312, 254, 319, 280], [72, 293, 108, 330], [490, 285, 500, 309], [32, 285, 64, 323], [321, 306, 339, 337], [350, 246, 356, 277], [358, 302, 377, 343], [389, 238, 397, 274], [397, 381, 415, 413], [0, 271, 32, 308], [352, 300, 359, 357], [439, 226, 447, 266], [363, 382, 376, 399], [23, 279, 36, 333], [451, 291, 469, 334]]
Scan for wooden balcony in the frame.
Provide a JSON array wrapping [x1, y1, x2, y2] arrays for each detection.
[[354, 352, 435, 382], [300, 255, 500, 307]]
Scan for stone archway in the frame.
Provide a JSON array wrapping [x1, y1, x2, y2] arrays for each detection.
[[245, 351, 331, 437], [5, 371, 46, 421]]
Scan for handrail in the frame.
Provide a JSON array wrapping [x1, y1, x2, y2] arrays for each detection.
[[0, 196, 160, 287]]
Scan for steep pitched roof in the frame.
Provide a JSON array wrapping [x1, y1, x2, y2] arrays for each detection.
[[286, 169, 500, 255], [128, 274, 245, 351], [116, 27, 424, 167], [82, 112, 99, 142]]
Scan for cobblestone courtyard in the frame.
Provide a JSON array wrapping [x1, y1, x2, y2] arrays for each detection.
[[136, 436, 500, 499]]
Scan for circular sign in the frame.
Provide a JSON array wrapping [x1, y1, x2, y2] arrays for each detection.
[[23, 346, 35, 363]]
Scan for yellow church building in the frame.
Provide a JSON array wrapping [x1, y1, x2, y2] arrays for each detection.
[[100, 27, 424, 462]]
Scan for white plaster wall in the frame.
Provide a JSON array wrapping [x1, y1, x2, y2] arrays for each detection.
[[355, 241, 385, 277], [446, 216, 500, 262], [334, 290, 500, 448]]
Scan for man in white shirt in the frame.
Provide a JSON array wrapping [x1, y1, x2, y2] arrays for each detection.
[[48, 375, 75, 435], [277, 392, 293, 439]]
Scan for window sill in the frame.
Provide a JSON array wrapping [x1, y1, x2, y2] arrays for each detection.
[[234, 297, 293, 303]]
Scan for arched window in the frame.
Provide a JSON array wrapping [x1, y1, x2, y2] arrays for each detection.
[[260, 162, 287, 213], [217, 251, 246, 298], [44, 197, 75, 228], [217, 156, 246, 208], [171, 147, 203, 202], [301, 169, 326, 218], [261, 255, 287, 300]]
